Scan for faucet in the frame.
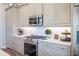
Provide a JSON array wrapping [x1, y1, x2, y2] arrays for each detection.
[[30, 34, 34, 40]]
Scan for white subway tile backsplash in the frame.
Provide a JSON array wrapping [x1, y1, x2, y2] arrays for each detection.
[[15, 27, 71, 37]]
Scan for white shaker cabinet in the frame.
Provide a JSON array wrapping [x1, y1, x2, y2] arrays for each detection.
[[18, 3, 42, 27], [43, 3, 71, 26], [43, 42, 71, 56], [18, 5, 29, 27], [38, 40, 44, 56], [38, 40, 71, 56], [13, 36, 24, 55], [18, 3, 71, 27], [28, 3, 42, 16], [55, 3, 71, 26], [43, 3, 56, 26], [5, 7, 18, 50]]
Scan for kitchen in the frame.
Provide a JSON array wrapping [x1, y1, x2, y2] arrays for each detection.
[[13, 27, 71, 56], [0, 3, 78, 56]]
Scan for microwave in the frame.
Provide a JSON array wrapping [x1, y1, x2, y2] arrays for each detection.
[[29, 15, 43, 26]]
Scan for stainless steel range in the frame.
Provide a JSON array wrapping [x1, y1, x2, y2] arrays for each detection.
[[24, 37, 38, 56], [24, 35, 46, 56]]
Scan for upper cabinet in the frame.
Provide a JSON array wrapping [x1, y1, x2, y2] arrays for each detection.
[[5, 7, 18, 49], [28, 3, 42, 16], [43, 3, 71, 27], [18, 3, 42, 27], [17, 3, 71, 27], [43, 4, 56, 26], [18, 5, 29, 27], [55, 3, 71, 26]]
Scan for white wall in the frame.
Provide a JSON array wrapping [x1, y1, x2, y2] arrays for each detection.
[[0, 4, 9, 49], [5, 7, 18, 49], [72, 4, 79, 56], [16, 27, 71, 38]]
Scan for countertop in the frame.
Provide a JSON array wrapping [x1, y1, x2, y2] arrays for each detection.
[[13, 34, 71, 46], [13, 34, 26, 38], [13, 34, 46, 39], [38, 38, 71, 46]]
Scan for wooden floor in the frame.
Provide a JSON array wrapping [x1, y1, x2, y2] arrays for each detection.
[[2, 48, 21, 56]]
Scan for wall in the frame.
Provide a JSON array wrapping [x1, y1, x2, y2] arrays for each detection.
[[0, 4, 9, 48], [72, 5, 79, 55], [16, 27, 71, 39], [5, 7, 18, 49]]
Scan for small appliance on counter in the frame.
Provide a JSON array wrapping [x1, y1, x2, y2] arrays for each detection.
[[60, 29, 71, 42], [17, 28, 24, 35], [45, 28, 52, 38]]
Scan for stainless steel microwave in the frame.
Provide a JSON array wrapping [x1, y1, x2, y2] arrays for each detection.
[[29, 15, 43, 26]]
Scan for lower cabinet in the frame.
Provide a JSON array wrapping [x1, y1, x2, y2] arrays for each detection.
[[38, 41, 44, 56], [13, 36, 24, 55], [38, 40, 71, 56]]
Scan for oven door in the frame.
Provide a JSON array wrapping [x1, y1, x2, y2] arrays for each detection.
[[24, 43, 36, 56]]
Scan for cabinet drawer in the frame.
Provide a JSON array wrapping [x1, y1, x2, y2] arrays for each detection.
[[43, 42, 70, 55], [45, 45, 68, 56], [38, 40, 71, 56], [44, 48, 66, 56], [44, 42, 70, 49]]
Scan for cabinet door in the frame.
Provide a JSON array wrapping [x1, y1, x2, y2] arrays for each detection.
[[6, 7, 17, 49], [29, 3, 42, 16], [55, 3, 71, 26], [18, 5, 29, 27], [38, 41, 44, 56], [18, 3, 42, 27], [43, 42, 70, 56], [43, 3, 56, 26], [44, 46, 64, 56], [13, 37, 24, 55], [16, 37, 24, 55], [44, 44, 66, 56]]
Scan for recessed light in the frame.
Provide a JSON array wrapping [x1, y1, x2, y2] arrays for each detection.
[[9, 3, 13, 6]]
